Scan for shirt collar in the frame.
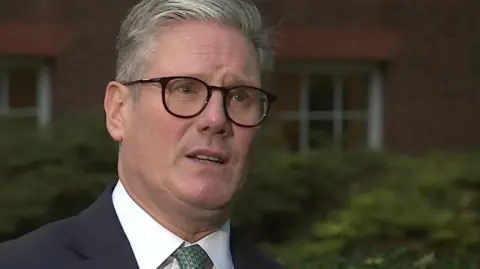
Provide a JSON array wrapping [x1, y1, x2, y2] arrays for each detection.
[[194, 221, 232, 269], [112, 180, 233, 269]]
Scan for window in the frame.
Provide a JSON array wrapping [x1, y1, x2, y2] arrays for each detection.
[[271, 65, 383, 152], [0, 61, 52, 130]]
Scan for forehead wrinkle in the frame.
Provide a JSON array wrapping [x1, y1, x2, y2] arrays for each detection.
[[186, 50, 254, 81]]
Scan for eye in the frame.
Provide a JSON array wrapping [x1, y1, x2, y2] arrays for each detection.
[[178, 86, 194, 94], [230, 88, 252, 103], [174, 83, 197, 94], [168, 78, 203, 95], [233, 92, 247, 102]]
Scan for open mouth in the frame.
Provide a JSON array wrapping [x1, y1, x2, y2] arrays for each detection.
[[186, 154, 226, 165]]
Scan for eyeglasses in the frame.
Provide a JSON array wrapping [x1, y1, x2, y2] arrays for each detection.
[[120, 76, 277, 128]]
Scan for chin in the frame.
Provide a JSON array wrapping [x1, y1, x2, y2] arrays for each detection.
[[170, 168, 242, 210], [181, 185, 235, 210], [190, 198, 232, 211]]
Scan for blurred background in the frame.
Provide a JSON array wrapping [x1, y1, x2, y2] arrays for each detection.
[[1, 0, 480, 267]]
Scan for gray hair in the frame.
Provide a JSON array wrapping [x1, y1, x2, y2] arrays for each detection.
[[115, 0, 275, 85]]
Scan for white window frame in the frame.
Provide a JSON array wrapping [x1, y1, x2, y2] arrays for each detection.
[[276, 63, 384, 152], [0, 58, 52, 128]]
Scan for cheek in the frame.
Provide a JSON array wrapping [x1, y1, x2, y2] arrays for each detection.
[[149, 116, 188, 161], [129, 103, 188, 166], [233, 128, 257, 162]]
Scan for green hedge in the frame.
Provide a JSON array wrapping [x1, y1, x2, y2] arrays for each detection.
[[238, 148, 480, 267], [1, 114, 479, 267]]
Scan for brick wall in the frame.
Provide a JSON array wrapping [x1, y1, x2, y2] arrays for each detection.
[[3, 0, 480, 154], [51, 0, 138, 116], [378, 0, 480, 153], [255, 0, 480, 154]]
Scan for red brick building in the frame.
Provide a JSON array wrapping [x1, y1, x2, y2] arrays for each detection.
[[1, 0, 480, 154]]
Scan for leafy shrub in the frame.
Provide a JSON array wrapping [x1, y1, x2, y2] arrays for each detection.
[[0, 113, 116, 239], [1, 114, 480, 267]]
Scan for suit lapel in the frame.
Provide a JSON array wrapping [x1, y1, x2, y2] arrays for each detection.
[[65, 183, 277, 269], [230, 230, 271, 269], [67, 183, 139, 269]]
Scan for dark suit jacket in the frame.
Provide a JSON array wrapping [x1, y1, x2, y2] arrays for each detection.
[[0, 184, 283, 269]]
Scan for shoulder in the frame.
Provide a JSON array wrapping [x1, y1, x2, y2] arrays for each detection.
[[240, 246, 284, 269], [230, 232, 284, 269], [241, 244, 284, 269], [0, 217, 75, 268]]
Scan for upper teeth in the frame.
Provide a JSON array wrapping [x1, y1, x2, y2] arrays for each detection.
[[195, 154, 222, 162]]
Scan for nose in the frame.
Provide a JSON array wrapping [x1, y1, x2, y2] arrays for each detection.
[[196, 91, 230, 136]]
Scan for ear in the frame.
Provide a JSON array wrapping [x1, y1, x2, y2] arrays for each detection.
[[104, 81, 131, 142]]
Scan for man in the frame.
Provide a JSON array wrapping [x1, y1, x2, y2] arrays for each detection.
[[0, 0, 281, 268]]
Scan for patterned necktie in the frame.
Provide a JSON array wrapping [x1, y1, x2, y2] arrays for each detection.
[[173, 244, 209, 269]]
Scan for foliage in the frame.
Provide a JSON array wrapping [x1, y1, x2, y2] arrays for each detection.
[[1, 114, 480, 267], [0, 113, 116, 239], [266, 245, 479, 268]]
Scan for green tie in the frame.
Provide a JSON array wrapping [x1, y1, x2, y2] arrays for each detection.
[[173, 244, 209, 269]]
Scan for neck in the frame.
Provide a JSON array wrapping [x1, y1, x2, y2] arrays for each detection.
[[147, 196, 230, 243], [120, 178, 230, 243]]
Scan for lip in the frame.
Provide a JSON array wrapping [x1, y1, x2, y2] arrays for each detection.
[[185, 148, 230, 164]]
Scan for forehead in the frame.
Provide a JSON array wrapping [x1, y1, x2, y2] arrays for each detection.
[[147, 21, 260, 84]]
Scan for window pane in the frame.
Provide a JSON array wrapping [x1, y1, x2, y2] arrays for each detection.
[[9, 68, 36, 108], [278, 120, 300, 151], [343, 119, 367, 149], [343, 73, 369, 111], [309, 120, 334, 149], [270, 73, 300, 112], [309, 74, 334, 111], [309, 119, 367, 150]]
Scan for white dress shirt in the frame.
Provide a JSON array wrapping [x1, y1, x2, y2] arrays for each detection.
[[112, 180, 234, 269]]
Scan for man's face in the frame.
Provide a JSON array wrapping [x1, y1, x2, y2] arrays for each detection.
[[107, 21, 261, 212]]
